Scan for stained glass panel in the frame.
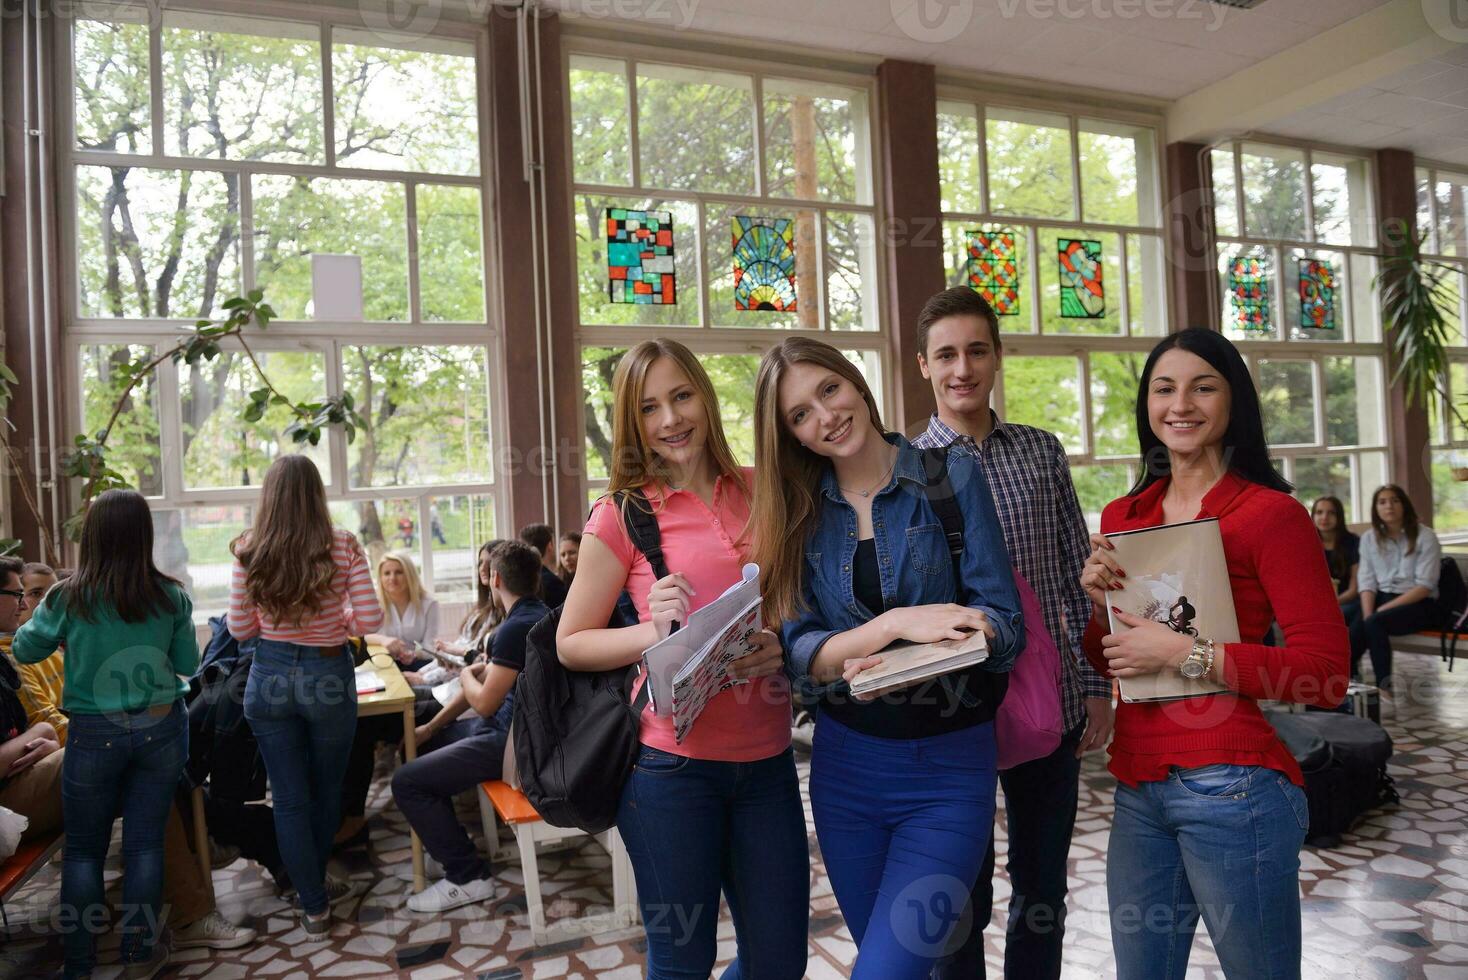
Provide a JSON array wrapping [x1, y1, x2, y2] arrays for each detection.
[[1228, 254, 1271, 337], [607, 208, 676, 305], [1298, 256, 1337, 331], [966, 229, 1020, 316], [731, 216, 797, 312], [1057, 238, 1104, 319]]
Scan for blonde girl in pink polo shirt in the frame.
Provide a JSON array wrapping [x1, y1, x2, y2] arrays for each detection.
[[558, 339, 808, 980]]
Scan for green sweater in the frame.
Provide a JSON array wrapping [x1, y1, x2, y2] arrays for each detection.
[[12, 582, 198, 715]]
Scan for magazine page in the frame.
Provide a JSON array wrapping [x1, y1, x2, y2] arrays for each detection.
[[847, 630, 988, 698], [642, 564, 763, 741], [1103, 518, 1238, 703]]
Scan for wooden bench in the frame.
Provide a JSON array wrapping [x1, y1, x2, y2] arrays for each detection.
[[0, 834, 63, 933], [477, 780, 637, 945]]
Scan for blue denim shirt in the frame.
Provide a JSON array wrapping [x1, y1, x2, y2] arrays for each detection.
[[783, 434, 1024, 684]]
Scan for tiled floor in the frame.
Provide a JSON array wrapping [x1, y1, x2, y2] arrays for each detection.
[[5, 650, 1468, 979]]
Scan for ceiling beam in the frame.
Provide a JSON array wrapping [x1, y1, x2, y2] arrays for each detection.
[[1168, 0, 1464, 145]]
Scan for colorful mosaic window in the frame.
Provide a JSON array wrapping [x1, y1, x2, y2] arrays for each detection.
[[1057, 238, 1104, 318], [607, 208, 676, 305], [1298, 256, 1336, 331], [731, 215, 797, 311], [1228, 254, 1271, 336], [966, 229, 1020, 316]]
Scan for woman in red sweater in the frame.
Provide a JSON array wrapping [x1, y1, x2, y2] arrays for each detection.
[[1079, 328, 1347, 980]]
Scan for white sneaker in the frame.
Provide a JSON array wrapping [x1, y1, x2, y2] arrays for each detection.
[[173, 911, 258, 950], [405, 876, 500, 913]]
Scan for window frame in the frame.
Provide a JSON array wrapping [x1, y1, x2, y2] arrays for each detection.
[[1212, 137, 1388, 525], [562, 37, 891, 504], [57, 0, 508, 601]]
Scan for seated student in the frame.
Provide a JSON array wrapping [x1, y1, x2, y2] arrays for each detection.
[[557, 531, 581, 587], [365, 551, 441, 677], [436, 540, 505, 662], [1351, 484, 1442, 693], [1313, 496, 1361, 614], [18, 562, 58, 628], [518, 522, 569, 609], [391, 540, 547, 913], [0, 557, 63, 847]]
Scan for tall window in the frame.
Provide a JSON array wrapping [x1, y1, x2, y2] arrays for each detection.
[[1419, 164, 1468, 536], [65, 3, 498, 612], [567, 47, 884, 504], [1210, 141, 1386, 525], [937, 98, 1166, 526]]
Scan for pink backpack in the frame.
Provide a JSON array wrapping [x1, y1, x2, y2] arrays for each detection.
[[996, 570, 1064, 769]]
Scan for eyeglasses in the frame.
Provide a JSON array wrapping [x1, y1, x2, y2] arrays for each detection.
[[0, 589, 22, 600]]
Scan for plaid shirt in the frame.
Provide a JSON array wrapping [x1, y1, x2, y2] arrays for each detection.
[[913, 412, 1109, 731]]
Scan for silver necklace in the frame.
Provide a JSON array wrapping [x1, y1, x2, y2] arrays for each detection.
[[838, 450, 897, 498]]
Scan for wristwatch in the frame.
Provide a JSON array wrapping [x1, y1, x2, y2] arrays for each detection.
[[1179, 637, 1215, 680]]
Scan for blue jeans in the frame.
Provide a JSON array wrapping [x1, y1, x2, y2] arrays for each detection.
[[616, 745, 809, 980], [810, 715, 998, 980], [1107, 764, 1309, 980], [61, 701, 188, 977], [243, 640, 358, 915]]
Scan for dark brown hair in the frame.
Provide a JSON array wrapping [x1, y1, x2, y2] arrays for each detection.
[[0, 557, 23, 589], [1370, 484, 1422, 553], [916, 286, 1001, 358], [518, 523, 554, 555], [54, 490, 180, 623], [1311, 496, 1349, 583], [490, 540, 543, 599]]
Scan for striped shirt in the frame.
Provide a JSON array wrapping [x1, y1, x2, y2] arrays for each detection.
[[228, 527, 384, 645], [913, 412, 1109, 731]]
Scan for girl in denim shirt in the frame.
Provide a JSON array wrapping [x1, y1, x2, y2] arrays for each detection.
[[751, 338, 1023, 980]]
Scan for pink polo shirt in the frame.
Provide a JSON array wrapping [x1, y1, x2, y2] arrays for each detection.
[[583, 469, 791, 762]]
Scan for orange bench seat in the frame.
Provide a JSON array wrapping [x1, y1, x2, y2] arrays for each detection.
[[480, 780, 541, 825]]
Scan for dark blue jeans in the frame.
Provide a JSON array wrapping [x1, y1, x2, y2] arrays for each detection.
[[1347, 592, 1436, 689], [616, 745, 809, 980], [391, 727, 507, 884], [243, 639, 358, 915], [810, 715, 998, 980], [61, 701, 188, 977], [932, 721, 1085, 980]]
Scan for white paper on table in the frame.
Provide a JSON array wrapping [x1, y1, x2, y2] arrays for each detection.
[[641, 563, 764, 743], [354, 667, 386, 695]]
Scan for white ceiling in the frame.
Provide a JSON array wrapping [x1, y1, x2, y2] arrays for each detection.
[[548, 0, 1468, 166]]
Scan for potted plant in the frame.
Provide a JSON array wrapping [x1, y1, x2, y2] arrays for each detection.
[[1376, 231, 1468, 479]]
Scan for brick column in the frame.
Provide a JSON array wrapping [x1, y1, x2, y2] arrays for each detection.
[[1376, 147, 1433, 515], [1163, 140, 1217, 332], [875, 60, 945, 433]]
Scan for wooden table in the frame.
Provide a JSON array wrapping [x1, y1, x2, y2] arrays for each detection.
[[357, 647, 425, 892]]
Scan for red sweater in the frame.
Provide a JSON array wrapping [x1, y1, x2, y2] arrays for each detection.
[[1083, 471, 1349, 786]]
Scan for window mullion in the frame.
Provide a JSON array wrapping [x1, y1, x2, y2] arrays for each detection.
[[321, 22, 336, 169], [324, 339, 349, 497], [148, 14, 165, 162]]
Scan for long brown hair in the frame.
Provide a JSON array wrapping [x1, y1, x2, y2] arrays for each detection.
[[231, 455, 337, 627], [1369, 483, 1422, 554], [605, 339, 748, 526], [751, 338, 885, 624], [56, 489, 181, 623], [1312, 496, 1349, 583]]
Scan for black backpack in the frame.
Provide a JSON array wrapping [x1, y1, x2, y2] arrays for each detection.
[[512, 489, 669, 833], [1266, 708, 1398, 848]]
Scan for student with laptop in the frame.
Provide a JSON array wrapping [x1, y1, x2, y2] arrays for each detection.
[[909, 287, 1113, 980], [1079, 329, 1348, 979]]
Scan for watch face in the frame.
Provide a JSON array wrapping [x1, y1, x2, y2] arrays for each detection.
[[1180, 658, 1205, 679]]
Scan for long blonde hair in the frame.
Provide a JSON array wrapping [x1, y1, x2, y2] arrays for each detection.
[[606, 339, 748, 525], [751, 338, 885, 623], [375, 550, 426, 619], [231, 455, 337, 627]]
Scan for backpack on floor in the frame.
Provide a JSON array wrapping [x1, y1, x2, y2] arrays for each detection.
[[512, 489, 669, 833], [917, 447, 1065, 769], [1265, 708, 1398, 847]]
